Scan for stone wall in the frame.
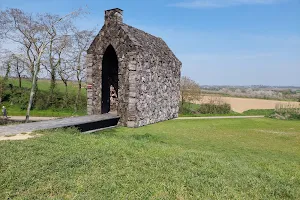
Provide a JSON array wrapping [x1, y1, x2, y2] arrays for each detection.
[[133, 53, 181, 127], [122, 24, 182, 127]]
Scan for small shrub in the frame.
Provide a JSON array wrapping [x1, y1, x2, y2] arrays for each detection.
[[179, 97, 231, 115], [2, 90, 11, 102], [270, 103, 300, 120], [195, 96, 231, 114], [34, 92, 48, 110], [8, 87, 30, 110], [179, 103, 195, 115], [197, 103, 231, 114]]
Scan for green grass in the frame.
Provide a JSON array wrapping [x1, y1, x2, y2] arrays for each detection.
[[179, 110, 275, 117], [1, 78, 87, 117], [7, 78, 86, 95], [1, 102, 86, 117], [179, 111, 243, 117], [1, 118, 300, 199], [181, 109, 276, 117], [243, 109, 275, 116]]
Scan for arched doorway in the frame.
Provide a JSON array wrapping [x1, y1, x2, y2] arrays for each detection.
[[101, 45, 119, 114]]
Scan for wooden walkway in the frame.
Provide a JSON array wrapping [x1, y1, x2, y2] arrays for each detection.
[[0, 114, 120, 136]]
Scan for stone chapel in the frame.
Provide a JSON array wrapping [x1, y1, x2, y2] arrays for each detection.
[[86, 8, 181, 127]]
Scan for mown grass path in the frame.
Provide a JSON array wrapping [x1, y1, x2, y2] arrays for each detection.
[[177, 115, 264, 119], [1, 115, 264, 136], [1, 118, 300, 199]]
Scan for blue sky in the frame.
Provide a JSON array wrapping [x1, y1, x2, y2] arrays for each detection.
[[1, 0, 299, 86]]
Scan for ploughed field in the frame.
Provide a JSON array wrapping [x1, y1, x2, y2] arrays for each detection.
[[197, 96, 300, 113], [1, 118, 300, 199]]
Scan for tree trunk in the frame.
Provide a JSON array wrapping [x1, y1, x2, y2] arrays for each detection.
[[25, 65, 39, 123], [18, 74, 22, 88], [47, 39, 56, 106], [48, 68, 56, 106], [4, 62, 11, 81], [63, 81, 68, 108], [181, 90, 184, 106], [16, 63, 22, 88], [0, 79, 4, 104], [74, 81, 81, 113]]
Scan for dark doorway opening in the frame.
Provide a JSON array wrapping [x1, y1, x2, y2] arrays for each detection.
[[101, 45, 119, 114]]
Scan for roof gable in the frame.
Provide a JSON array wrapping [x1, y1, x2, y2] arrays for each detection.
[[120, 24, 180, 62], [88, 9, 181, 63]]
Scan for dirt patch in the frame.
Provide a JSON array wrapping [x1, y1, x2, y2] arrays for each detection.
[[194, 96, 300, 113], [0, 133, 40, 141]]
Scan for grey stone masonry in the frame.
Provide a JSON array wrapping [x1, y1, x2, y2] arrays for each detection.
[[86, 8, 182, 127]]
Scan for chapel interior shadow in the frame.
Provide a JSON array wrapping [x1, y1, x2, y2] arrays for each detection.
[[101, 45, 119, 114]]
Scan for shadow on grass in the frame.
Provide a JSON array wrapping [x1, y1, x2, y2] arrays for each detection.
[[90, 127, 118, 137], [91, 127, 165, 143]]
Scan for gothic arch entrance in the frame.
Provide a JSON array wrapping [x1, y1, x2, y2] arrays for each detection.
[[101, 45, 118, 114]]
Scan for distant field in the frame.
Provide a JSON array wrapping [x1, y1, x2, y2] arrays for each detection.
[[196, 96, 300, 113]]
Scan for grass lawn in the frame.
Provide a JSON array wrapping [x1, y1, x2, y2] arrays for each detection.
[[1, 78, 87, 117], [1, 118, 300, 199], [179, 111, 243, 117], [7, 78, 86, 95], [1, 102, 86, 117], [243, 109, 275, 116]]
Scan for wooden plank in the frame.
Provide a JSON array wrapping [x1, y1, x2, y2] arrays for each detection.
[[0, 114, 119, 136]]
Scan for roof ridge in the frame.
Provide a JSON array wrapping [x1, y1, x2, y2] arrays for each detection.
[[121, 23, 161, 40], [120, 23, 180, 62]]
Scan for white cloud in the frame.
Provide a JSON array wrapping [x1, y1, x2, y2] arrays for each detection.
[[170, 0, 286, 8]]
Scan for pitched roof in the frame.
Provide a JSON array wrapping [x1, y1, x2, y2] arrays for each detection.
[[88, 8, 180, 63], [120, 23, 180, 63]]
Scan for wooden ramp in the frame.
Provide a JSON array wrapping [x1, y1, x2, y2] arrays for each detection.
[[0, 114, 120, 136]]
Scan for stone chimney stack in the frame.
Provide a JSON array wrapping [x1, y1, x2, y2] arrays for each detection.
[[105, 8, 123, 24]]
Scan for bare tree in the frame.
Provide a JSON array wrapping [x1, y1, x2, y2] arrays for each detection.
[[71, 29, 94, 112], [0, 53, 10, 103], [10, 54, 27, 88], [57, 60, 73, 107], [41, 14, 75, 106], [4, 59, 11, 81], [43, 14, 62, 104], [0, 9, 56, 121], [0, 8, 86, 121], [180, 76, 202, 105], [0, 52, 12, 80]]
